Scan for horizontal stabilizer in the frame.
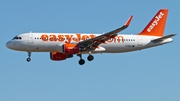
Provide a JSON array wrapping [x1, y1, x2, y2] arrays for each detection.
[[151, 34, 176, 43]]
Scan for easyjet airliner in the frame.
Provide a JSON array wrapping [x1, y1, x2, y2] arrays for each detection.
[[6, 9, 176, 65]]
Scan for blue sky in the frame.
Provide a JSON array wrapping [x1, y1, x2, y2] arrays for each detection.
[[1, 0, 180, 101]]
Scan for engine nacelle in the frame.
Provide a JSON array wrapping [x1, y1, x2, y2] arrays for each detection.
[[50, 52, 67, 61], [62, 44, 80, 54]]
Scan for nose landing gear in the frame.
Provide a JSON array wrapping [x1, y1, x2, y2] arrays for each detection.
[[26, 52, 31, 62], [27, 57, 31, 62]]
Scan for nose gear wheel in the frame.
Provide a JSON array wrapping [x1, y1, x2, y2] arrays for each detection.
[[26, 52, 31, 62], [27, 58, 31, 62]]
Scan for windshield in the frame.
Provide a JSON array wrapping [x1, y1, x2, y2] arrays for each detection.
[[12, 36, 22, 40]]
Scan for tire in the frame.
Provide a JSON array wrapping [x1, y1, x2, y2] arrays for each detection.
[[79, 59, 85, 65], [87, 55, 94, 61], [27, 58, 31, 62]]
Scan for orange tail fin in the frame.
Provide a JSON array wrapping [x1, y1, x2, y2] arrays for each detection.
[[138, 9, 168, 36]]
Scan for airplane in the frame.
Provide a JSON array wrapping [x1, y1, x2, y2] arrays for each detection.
[[6, 9, 176, 65]]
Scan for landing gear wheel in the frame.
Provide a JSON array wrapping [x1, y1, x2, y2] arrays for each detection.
[[79, 59, 85, 65], [27, 52, 31, 62], [87, 55, 94, 61], [27, 58, 31, 62]]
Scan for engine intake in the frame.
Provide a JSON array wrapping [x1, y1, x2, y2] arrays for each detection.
[[62, 44, 80, 54]]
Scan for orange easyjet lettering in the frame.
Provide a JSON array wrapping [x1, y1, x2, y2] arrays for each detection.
[[73, 34, 81, 42], [58, 35, 64, 42], [49, 34, 57, 41], [107, 38, 114, 43], [65, 35, 73, 44], [117, 36, 124, 43], [40, 34, 124, 43], [41, 34, 48, 41], [81, 35, 89, 40]]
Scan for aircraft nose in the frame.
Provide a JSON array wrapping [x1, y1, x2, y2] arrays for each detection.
[[6, 41, 13, 49], [6, 41, 18, 50]]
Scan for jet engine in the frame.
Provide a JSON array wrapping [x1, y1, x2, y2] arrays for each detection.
[[50, 52, 74, 61], [62, 44, 80, 54], [50, 52, 67, 61], [56, 44, 80, 54]]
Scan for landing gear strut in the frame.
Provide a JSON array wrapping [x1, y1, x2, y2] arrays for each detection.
[[26, 52, 31, 62], [77, 54, 85, 65]]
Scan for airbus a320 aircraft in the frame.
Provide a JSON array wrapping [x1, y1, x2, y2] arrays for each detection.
[[6, 9, 176, 65]]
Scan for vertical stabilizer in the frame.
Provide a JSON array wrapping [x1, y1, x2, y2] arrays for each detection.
[[138, 9, 168, 36]]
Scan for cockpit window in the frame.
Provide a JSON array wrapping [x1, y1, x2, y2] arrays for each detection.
[[12, 36, 22, 40], [12, 36, 17, 40]]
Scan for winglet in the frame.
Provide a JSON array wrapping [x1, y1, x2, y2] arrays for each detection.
[[107, 15, 133, 34], [124, 15, 133, 26]]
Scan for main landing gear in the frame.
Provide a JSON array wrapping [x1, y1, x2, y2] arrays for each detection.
[[87, 55, 94, 61], [77, 54, 94, 65], [26, 52, 31, 62]]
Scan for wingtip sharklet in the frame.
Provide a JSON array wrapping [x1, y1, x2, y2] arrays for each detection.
[[124, 15, 133, 26]]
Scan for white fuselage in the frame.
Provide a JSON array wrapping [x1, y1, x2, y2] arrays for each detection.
[[5, 9, 174, 65], [6, 33, 173, 54]]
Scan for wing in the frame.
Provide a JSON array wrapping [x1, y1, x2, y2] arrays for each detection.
[[78, 15, 133, 51]]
